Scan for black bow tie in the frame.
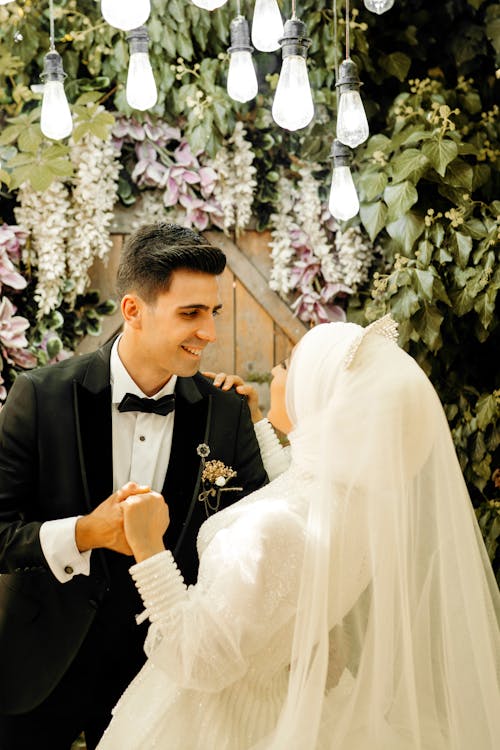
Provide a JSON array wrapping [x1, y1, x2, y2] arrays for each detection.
[[117, 392, 176, 416]]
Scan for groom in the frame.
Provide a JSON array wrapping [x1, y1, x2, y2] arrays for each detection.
[[0, 223, 268, 749]]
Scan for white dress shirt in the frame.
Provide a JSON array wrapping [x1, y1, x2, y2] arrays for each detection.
[[39, 337, 177, 583]]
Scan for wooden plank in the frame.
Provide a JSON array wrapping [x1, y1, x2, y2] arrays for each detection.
[[237, 229, 273, 278], [204, 230, 307, 344], [234, 279, 274, 378], [274, 324, 294, 366]]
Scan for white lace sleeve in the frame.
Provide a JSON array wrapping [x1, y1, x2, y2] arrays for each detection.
[[130, 502, 305, 692], [253, 418, 290, 481]]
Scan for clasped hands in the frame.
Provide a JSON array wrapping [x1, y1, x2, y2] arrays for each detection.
[[76, 481, 169, 563]]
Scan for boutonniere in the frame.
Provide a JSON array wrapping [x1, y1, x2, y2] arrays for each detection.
[[196, 443, 242, 517]]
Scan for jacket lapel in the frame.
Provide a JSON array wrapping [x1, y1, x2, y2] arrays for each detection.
[[162, 377, 211, 564], [73, 340, 114, 512]]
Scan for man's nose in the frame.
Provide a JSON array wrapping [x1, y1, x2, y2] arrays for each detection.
[[196, 315, 217, 342]]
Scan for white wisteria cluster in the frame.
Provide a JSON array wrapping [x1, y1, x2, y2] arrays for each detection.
[[335, 227, 375, 290], [131, 189, 171, 230], [66, 124, 121, 301], [297, 164, 332, 261], [14, 126, 120, 316], [268, 173, 297, 296], [15, 181, 72, 317], [269, 167, 374, 302], [208, 122, 257, 236]]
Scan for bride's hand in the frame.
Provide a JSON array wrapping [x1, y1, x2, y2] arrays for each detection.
[[203, 371, 263, 423], [120, 491, 170, 563]]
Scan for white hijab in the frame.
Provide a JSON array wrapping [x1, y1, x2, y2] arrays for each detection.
[[256, 316, 500, 749]]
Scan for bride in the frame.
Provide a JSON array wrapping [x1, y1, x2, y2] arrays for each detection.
[[97, 316, 500, 750]]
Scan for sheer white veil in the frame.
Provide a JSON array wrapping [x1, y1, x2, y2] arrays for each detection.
[[255, 316, 500, 749]]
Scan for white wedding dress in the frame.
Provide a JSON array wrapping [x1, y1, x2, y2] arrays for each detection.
[[98, 319, 500, 750], [98, 422, 303, 750]]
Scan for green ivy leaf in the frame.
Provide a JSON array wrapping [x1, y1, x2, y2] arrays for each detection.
[[416, 239, 434, 266], [450, 285, 476, 316], [18, 126, 42, 153], [413, 268, 435, 300], [389, 149, 429, 183], [0, 124, 23, 146], [359, 200, 388, 242], [386, 211, 425, 253], [412, 304, 444, 352], [430, 222, 445, 248], [75, 91, 102, 106], [0, 168, 11, 187], [445, 158, 474, 190], [177, 32, 194, 60], [422, 137, 458, 177], [474, 287, 497, 330], [389, 286, 421, 318], [357, 169, 388, 202], [454, 232, 473, 268], [384, 181, 419, 222], [476, 393, 500, 431], [25, 165, 56, 192], [379, 51, 412, 81]]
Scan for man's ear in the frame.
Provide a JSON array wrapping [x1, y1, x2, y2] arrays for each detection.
[[121, 293, 143, 328]]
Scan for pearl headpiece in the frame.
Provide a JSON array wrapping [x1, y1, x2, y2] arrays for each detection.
[[344, 314, 399, 369]]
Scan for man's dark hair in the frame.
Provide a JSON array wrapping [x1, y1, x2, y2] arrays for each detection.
[[116, 223, 227, 302]]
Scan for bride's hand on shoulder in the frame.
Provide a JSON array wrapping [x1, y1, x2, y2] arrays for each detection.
[[120, 491, 169, 563], [203, 371, 263, 423]]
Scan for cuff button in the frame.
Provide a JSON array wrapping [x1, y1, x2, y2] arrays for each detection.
[[64, 565, 74, 575]]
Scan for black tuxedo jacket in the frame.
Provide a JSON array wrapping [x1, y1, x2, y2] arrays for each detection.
[[0, 340, 267, 715]]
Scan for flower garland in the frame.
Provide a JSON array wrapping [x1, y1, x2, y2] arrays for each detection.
[[66, 115, 121, 302], [14, 119, 121, 316], [114, 115, 256, 236], [15, 180, 72, 317], [0, 224, 36, 404], [269, 165, 375, 325], [207, 121, 257, 236], [113, 115, 224, 231]]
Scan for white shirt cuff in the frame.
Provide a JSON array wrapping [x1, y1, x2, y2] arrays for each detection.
[[39, 516, 92, 583]]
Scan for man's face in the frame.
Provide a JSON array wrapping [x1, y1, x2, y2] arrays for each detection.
[[123, 269, 222, 385]]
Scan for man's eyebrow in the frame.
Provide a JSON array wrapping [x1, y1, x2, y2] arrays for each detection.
[[178, 303, 223, 311]]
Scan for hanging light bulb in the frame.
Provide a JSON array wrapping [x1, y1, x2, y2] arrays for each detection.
[[190, 0, 228, 10], [364, 0, 395, 14], [272, 18, 314, 131], [227, 15, 258, 103], [126, 26, 157, 111], [40, 51, 73, 141], [251, 0, 284, 52], [328, 139, 359, 221], [101, 0, 150, 31], [336, 58, 369, 148]]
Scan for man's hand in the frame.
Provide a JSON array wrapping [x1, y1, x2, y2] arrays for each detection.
[[203, 371, 263, 423], [75, 482, 150, 555], [121, 491, 170, 563]]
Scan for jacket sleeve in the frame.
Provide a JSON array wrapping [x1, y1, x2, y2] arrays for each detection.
[[0, 374, 45, 572]]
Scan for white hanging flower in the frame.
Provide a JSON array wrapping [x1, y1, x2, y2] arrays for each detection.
[[336, 226, 374, 290], [269, 174, 298, 296], [15, 181, 71, 317], [296, 164, 331, 260], [206, 122, 257, 236], [267, 165, 375, 317], [130, 189, 164, 229], [66, 119, 121, 302]]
